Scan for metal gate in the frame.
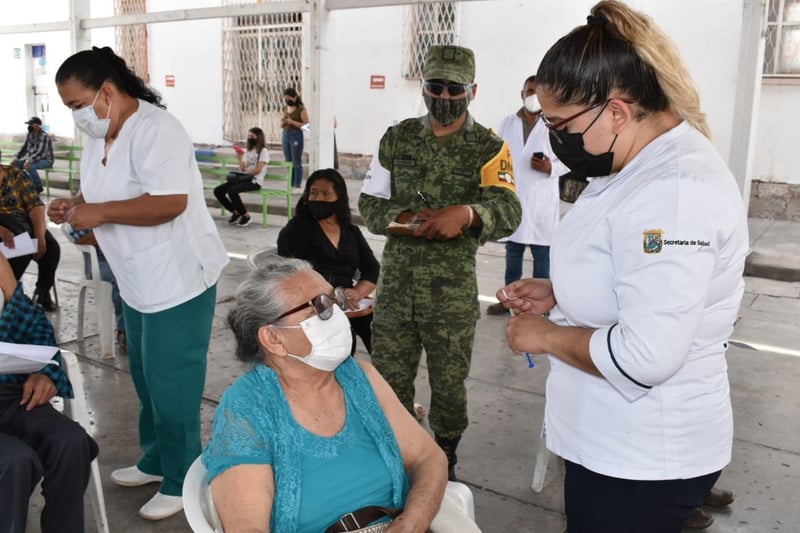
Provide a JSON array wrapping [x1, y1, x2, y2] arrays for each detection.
[[222, 9, 304, 144], [114, 0, 149, 82]]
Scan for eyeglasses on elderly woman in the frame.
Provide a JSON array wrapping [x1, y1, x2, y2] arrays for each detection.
[[269, 287, 348, 325]]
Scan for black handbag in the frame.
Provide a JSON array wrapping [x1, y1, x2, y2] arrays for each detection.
[[226, 171, 252, 184]]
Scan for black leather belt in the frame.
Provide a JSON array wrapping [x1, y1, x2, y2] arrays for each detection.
[[325, 506, 400, 533]]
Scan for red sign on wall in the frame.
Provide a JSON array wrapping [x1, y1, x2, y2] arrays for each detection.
[[165, 75, 175, 87], [370, 75, 385, 89]]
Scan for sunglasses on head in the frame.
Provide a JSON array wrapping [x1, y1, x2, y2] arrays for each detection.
[[422, 80, 473, 97], [272, 288, 348, 323]]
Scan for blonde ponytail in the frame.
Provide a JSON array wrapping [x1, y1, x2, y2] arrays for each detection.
[[591, 1, 710, 138]]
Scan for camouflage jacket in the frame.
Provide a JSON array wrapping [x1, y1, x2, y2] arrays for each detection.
[[359, 115, 522, 322]]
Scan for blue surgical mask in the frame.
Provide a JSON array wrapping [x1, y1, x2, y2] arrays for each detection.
[[72, 89, 111, 139]]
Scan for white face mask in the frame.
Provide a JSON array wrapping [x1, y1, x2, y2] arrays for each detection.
[[72, 89, 111, 139], [282, 306, 353, 372], [524, 94, 541, 113]]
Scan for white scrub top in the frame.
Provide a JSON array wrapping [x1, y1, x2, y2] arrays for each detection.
[[546, 121, 748, 480], [496, 112, 565, 246], [79, 100, 229, 313]]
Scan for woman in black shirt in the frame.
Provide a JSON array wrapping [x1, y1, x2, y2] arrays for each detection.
[[277, 168, 379, 353]]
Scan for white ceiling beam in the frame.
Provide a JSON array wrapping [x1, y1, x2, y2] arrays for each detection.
[[84, 1, 311, 28], [0, 21, 71, 35], [327, 0, 480, 9], [0, 1, 311, 34]]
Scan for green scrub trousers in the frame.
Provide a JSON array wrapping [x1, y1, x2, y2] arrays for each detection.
[[122, 284, 217, 496]]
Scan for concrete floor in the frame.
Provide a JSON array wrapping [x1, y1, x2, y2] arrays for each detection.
[[21, 187, 800, 533]]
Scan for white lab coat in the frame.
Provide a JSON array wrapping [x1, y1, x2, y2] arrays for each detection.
[[546, 121, 748, 480], [497, 111, 565, 245]]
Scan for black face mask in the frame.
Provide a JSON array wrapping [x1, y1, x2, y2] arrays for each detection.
[[246, 138, 257, 149], [423, 95, 469, 127], [549, 129, 617, 179], [307, 200, 339, 221], [548, 101, 617, 179], [27, 126, 34, 133]]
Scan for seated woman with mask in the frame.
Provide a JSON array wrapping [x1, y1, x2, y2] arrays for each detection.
[[202, 255, 447, 533], [278, 168, 380, 354]]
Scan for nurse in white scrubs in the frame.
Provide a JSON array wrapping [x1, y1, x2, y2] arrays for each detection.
[[497, 3, 748, 533], [48, 46, 229, 521]]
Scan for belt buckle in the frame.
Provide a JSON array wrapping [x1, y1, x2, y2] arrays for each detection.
[[340, 511, 361, 531]]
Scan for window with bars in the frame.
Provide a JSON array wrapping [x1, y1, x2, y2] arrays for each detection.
[[764, 0, 800, 76], [222, 11, 304, 143], [114, 0, 149, 82], [402, 2, 458, 80]]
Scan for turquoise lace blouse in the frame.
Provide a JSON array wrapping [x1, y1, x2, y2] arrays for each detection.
[[203, 357, 409, 532]]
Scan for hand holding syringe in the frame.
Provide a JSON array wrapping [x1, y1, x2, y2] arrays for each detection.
[[501, 288, 536, 369]]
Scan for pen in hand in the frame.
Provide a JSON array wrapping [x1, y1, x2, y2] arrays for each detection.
[[416, 190, 432, 210], [502, 289, 535, 369]]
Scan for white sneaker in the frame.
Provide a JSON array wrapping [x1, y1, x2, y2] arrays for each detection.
[[292, 187, 303, 194], [110, 466, 163, 487], [139, 492, 184, 520]]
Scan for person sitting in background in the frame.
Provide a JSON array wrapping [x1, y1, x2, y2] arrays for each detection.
[[11, 117, 53, 193], [203, 255, 447, 533], [213, 127, 270, 228], [277, 168, 379, 354], [0, 164, 60, 311], [61, 223, 127, 349], [0, 254, 99, 533]]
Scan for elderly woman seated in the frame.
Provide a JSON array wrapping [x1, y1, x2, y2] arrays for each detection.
[[202, 255, 448, 532]]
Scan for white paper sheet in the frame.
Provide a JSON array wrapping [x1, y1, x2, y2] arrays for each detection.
[[0, 341, 59, 374], [0, 233, 38, 259], [345, 297, 374, 316]]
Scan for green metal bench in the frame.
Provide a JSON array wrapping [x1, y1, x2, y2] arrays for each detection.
[[43, 145, 82, 195], [195, 152, 293, 228], [252, 161, 293, 228]]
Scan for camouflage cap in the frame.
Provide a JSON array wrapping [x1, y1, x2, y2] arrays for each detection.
[[422, 45, 475, 84]]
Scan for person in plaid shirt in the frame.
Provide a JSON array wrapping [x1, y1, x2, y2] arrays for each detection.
[[0, 255, 98, 533], [12, 117, 53, 193]]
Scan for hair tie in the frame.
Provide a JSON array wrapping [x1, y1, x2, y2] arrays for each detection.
[[587, 15, 607, 27]]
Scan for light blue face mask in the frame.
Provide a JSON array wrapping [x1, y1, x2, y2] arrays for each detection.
[[72, 89, 111, 139]]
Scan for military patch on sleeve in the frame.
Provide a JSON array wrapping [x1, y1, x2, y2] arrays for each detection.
[[643, 229, 664, 254], [480, 141, 515, 191]]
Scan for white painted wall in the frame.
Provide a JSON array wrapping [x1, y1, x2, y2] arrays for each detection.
[[146, 0, 224, 144], [753, 83, 800, 185], [331, 0, 742, 165], [0, 1, 114, 139]]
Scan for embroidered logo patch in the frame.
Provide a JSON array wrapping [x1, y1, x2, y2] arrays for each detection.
[[643, 229, 664, 254]]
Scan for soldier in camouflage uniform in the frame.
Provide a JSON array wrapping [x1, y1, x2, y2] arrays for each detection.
[[359, 45, 522, 480]]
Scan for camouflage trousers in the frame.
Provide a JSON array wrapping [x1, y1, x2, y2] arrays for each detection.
[[371, 316, 476, 440]]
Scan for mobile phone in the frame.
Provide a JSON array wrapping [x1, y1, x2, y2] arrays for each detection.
[[532, 152, 544, 160]]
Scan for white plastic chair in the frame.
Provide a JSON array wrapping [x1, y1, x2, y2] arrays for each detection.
[[182, 457, 223, 533], [73, 244, 115, 359], [60, 350, 110, 533], [183, 457, 480, 532], [245, 246, 278, 269], [531, 419, 551, 493]]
